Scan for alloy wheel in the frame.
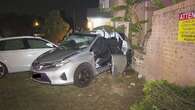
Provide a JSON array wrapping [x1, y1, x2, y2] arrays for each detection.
[[78, 69, 91, 85]]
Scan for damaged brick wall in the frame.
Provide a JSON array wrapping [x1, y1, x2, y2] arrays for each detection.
[[137, 0, 195, 86]]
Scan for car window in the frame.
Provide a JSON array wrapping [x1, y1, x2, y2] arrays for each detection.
[[27, 39, 53, 49], [60, 34, 96, 50], [4, 39, 26, 51]]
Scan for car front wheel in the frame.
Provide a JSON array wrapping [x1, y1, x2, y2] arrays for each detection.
[[0, 63, 7, 79], [74, 63, 94, 88]]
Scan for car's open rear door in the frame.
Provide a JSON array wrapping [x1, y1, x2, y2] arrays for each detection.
[[111, 54, 127, 76]]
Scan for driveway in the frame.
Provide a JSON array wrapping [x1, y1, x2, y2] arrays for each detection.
[[0, 70, 144, 110]]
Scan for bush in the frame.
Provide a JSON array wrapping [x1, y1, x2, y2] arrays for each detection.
[[130, 80, 195, 110]]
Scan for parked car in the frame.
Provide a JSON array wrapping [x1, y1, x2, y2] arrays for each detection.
[[31, 33, 131, 87], [0, 36, 57, 78]]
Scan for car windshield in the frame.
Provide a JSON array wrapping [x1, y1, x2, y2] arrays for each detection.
[[59, 34, 96, 50]]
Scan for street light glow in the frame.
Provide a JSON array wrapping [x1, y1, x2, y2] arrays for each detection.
[[33, 20, 40, 27], [35, 21, 39, 26]]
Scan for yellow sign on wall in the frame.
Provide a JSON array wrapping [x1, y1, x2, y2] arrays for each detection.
[[178, 12, 195, 42]]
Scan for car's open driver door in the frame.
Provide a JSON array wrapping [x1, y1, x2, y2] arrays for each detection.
[[111, 54, 127, 76]]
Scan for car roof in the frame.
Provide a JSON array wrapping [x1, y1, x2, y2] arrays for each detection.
[[71, 32, 98, 37], [0, 36, 42, 41]]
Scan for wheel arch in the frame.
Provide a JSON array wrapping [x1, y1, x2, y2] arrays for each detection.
[[0, 61, 8, 74], [74, 62, 95, 75], [73, 62, 95, 87]]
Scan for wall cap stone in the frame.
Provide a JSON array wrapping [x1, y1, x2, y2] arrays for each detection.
[[154, 0, 195, 15]]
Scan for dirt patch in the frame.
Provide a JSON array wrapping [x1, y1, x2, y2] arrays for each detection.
[[0, 70, 144, 110]]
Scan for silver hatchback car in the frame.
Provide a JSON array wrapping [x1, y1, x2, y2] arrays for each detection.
[[31, 33, 131, 87]]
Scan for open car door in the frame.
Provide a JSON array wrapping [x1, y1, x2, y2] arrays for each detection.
[[111, 54, 127, 76]]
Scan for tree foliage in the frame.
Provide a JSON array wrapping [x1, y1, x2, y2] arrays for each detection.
[[112, 5, 127, 11], [115, 25, 126, 33], [42, 10, 70, 44], [111, 16, 124, 21]]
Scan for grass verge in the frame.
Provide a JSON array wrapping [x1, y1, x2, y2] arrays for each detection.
[[0, 71, 144, 110]]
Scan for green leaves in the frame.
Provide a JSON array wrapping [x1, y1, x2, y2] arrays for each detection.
[[130, 80, 195, 110], [130, 23, 142, 33], [130, 20, 148, 33], [112, 5, 127, 11], [115, 25, 126, 33], [126, 0, 145, 5], [111, 16, 124, 21]]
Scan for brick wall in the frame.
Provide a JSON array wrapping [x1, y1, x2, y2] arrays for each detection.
[[138, 0, 195, 86]]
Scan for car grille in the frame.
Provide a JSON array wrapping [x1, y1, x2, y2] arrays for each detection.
[[32, 61, 54, 70], [32, 73, 51, 84]]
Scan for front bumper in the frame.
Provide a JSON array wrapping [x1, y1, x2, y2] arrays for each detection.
[[32, 72, 51, 84], [31, 63, 75, 85]]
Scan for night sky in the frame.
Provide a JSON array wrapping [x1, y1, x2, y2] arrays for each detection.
[[0, 0, 99, 15], [0, 0, 99, 27]]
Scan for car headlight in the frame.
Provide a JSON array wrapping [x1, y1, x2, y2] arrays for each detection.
[[33, 60, 70, 70], [55, 60, 70, 67]]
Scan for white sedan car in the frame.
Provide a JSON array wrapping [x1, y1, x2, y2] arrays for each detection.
[[0, 36, 57, 78]]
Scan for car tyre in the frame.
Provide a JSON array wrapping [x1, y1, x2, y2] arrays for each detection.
[[74, 63, 94, 88], [0, 62, 7, 79]]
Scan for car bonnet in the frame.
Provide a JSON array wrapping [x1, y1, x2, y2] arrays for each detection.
[[36, 48, 78, 64]]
